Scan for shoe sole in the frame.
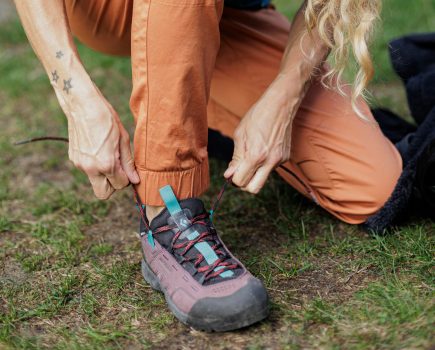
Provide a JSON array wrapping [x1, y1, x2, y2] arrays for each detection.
[[141, 258, 269, 332]]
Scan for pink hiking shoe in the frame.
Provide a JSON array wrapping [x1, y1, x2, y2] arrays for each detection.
[[136, 185, 269, 332]]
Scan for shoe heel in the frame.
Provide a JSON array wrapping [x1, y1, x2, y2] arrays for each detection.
[[141, 259, 162, 292]]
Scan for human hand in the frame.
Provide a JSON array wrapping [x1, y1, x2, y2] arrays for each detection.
[[224, 76, 299, 194], [65, 93, 140, 199], [13, 0, 139, 200]]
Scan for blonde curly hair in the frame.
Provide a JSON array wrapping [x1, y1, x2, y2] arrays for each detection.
[[304, 0, 381, 120]]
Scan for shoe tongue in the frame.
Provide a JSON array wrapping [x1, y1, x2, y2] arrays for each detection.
[[149, 198, 207, 248], [150, 198, 206, 230]]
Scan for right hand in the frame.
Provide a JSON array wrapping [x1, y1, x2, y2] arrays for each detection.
[[13, 0, 139, 200], [65, 94, 140, 200]]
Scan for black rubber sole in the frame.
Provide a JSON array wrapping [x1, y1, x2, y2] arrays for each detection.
[[141, 259, 269, 332]]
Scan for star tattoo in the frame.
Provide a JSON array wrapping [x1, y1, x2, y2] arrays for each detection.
[[51, 70, 59, 83], [56, 50, 64, 59], [63, 78, 72, 94]]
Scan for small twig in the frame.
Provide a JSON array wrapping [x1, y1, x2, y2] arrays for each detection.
[[343, 265, 370, 284], [14, 136, 69, 145]]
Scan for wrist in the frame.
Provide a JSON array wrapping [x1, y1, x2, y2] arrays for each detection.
[[55, 66, 96, 98], [273, 70, 307, 97], [266, 74, 304, 118], [52, 64, 107, 122]]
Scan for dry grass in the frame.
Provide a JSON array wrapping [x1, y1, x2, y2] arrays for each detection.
[[1, 1, 434, 349]]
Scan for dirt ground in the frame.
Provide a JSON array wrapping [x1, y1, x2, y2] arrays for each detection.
[[0, 0, 434, 349]]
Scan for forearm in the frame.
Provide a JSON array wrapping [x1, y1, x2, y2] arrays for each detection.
[[14, 1, 139, 197], [13, 0, 95, 113], [271, 1, 330, 118]]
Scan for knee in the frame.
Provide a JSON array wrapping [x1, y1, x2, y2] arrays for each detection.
[[366, 164, 402, 213], [330, 157, 402, 225]]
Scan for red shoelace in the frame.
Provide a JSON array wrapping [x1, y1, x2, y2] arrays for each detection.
[[134, 179, 238, 283]]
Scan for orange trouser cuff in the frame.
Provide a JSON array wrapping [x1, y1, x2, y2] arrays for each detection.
[[134, 159, 210, 206]]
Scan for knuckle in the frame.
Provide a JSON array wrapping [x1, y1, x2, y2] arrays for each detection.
[[95, 193, 109, 200], [81, 163, 95, 174], [76, 157, 96, 174], [258, 149, 268, 163], [248, 149, 267, 165], [98, 161, 114, 174], [77, 163, 93, 174], [270, 152, 283, 166], [245, 184, 259, 194], [95, 189, 111, 200], [125, 157, 135, 167], [263, 148, 288, 167], [231, 177, 242, 188], [81, 165, 92, 174], [236, 178, 249, 188]]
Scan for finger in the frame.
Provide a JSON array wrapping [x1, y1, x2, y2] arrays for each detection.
[[224, 132, 244, 178], [242, 163, 275, 194], [89, 175, 115, 200], [231, 159, 259, 188], [224, 159, 239, 179], [119, 136, 140, 184], [106, 162, 129, 190]]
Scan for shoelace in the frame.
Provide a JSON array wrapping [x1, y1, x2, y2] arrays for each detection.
[[134, 178, 238, 283], [15, 136, 287, 282], [157, 212, 237, 283]]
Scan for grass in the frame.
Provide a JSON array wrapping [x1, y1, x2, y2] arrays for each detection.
[[0, 0, 434, 349]]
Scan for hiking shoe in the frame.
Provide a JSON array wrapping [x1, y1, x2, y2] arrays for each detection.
[[138, 185, 269, 332]]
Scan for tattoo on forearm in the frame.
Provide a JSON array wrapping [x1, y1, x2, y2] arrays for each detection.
[[52, 51, 72, 94], [51, 70, 59, 83], [63, 78, 72, 94]]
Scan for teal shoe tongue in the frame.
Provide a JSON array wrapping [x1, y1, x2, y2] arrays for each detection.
[[150, 197, 206, 231], [158, 185, 208, 239], [149, 197, 205, 249]]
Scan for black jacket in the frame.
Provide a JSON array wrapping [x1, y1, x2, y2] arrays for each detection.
[[366, 33, 435, 232]]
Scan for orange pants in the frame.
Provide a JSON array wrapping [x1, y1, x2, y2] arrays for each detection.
[[65, 0, 402, 224]]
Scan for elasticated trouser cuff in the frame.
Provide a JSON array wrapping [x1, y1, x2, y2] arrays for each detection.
[[135, 159, 209, 206]]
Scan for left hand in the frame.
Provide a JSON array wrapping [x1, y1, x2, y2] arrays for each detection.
[[224, 75, 299, 193]]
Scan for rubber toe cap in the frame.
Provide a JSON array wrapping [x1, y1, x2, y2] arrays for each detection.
[[186, 278, 269, 331]]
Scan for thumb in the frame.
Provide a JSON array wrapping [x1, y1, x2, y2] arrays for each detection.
[[224, 132, 244, 179], [224, 159, 239, 179], [120, 137, 140, 184]]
